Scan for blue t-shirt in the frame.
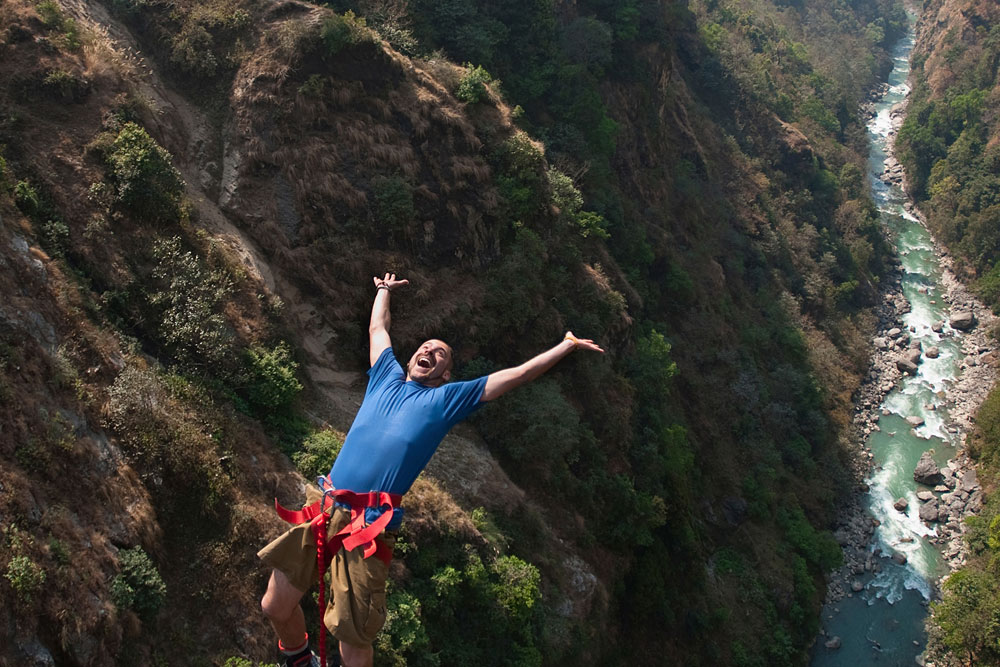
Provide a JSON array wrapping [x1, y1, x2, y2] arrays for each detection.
[[328, 347, 488, 496]]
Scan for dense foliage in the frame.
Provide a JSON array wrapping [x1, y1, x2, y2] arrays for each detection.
[[931, 386, 1000, 666], [896, 3, 1000, 310]]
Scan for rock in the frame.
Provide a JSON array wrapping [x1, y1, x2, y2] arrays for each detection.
[[916, 491, 935, 501], [919, 498, 940, 522], [967, 490, 985, 512], [721, 496, 749, 527], [907, 416, 926, 427], [932, 321, 944, 333], [18, 641, 55, 667], [887, 327, 903, 338], [893, 498, 909, 512], [925, 346, 940, 359], [852, 580, 865, 592], [960, 469, 979, 493], [892, 552, 908, 565], [905, 348, 923, 365], [897, 358, 919, 375], [825, 636, 842, 650], [914, 452, 943, 485], [950, 310, 977, 331]]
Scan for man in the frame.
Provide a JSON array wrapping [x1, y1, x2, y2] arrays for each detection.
[[259, 273, 603, 667]]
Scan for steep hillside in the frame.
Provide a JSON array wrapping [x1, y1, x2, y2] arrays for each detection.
[[0, 0, 905, 665], [895, 1, 1000, 664]]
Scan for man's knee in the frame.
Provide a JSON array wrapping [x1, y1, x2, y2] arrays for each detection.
[[261, 569, 305, 621], [339, 641, 374, 667]]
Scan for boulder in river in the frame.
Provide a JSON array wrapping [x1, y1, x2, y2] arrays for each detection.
[[896, 357, 919, 375], [914, 451, 943, 485], [824, 636, 842, 650], [919, 498, 940, 522], [893, 497, 908, 512], [907, 416, 926, 427], [950, 310, 977, 331], [925, 346, 940, 359], [932, 321, 944, 333], [917, 490, 935, 501]]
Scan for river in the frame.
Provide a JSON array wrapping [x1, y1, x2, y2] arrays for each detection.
[[810, 13, 963, 667]]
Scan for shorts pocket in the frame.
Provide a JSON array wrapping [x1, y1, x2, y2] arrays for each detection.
[[360, 558, 389, 642]]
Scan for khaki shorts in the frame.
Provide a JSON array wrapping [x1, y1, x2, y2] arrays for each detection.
[[258, 486, 396, 647]]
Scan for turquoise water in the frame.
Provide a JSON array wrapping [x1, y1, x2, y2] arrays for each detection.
[[811, 14, 966, 666]]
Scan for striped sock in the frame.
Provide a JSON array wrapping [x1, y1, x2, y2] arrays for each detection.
[[278, 634, 309, 656]]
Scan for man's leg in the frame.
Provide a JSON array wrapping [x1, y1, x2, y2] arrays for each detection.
[[339, 641, 373, 667], [261, 569, 308, 647]]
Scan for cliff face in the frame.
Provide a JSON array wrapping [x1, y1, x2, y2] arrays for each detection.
[[0, 0, 906, 665]]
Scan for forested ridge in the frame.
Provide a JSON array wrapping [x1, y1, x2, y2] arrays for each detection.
[[0, 0, 907, 665], [895, 1, 1000, 664]]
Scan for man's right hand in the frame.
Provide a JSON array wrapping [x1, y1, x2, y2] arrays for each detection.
[[374, 273, 409, 291], [370, 272, 408, 366]]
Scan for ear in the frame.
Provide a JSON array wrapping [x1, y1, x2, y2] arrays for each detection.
[[443, 369, 452, 382]]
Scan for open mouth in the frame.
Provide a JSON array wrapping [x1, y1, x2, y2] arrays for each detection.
[[417, 356, 432, 369]]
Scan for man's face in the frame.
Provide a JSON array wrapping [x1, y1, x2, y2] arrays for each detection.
[[406, 339, 453, 387]]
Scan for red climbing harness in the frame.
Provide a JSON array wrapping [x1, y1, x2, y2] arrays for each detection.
[[274, 479, 402, 667]]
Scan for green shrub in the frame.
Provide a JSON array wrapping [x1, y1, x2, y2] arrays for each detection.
[[491, 134, 546, 222], [243, 342, 301, 412], [108, 0, 148, 17], [376, 590, 431, 667], [222, 659, 253, 667], [298, 74, 327, 98], [111, 546, 166, 620], [777, 502, 842, 571], [36, 1, 81, 50], [547, 168, 609, 239], [36, 0, 62, 25], [42, 70, 85, 100], [13, 180, 40, 217], [171, 24, 219, 77], [40, 219, 70, 257], [5, 555, 46, 602], [149, 236, 234, 368], [106, 122, 183, 222], [489, 555, 540, 623], [292, 429, 343, 479], [372, 175, 415, 233], [455, 64, 494, 104], [320, 12, 366, 57], [932, 569, 1000, 664]]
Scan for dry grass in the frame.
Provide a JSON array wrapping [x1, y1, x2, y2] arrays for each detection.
[[403, 476, 482, 543]]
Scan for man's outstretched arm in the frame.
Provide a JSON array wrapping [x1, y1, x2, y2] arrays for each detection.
[[369, 272, 409, 366], [480, 332, 604, 402]]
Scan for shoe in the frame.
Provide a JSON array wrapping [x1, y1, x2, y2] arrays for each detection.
[[285, 648, 320, 667]]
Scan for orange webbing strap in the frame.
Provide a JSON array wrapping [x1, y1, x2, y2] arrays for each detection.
[[274, 488, 401, 667], [274, 489, 401, 566]]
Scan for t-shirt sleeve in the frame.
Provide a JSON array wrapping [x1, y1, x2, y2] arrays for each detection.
[[438, 376, 489, 423], [366, 347, 404, 394]]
